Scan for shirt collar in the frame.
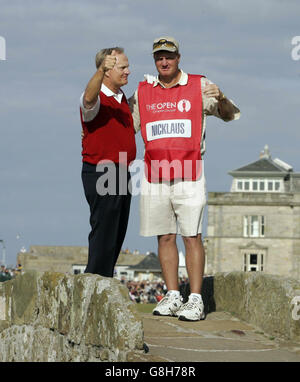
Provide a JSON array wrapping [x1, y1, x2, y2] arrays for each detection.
[[153, 69, 188, 88], [101, 83, 123, 103]]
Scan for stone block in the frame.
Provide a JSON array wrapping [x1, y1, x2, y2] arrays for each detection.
[[0, 271, 144, 362]]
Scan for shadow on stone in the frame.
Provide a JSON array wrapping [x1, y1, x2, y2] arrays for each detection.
[[143, 342, 149, 353], [180, 276, 216, 315]]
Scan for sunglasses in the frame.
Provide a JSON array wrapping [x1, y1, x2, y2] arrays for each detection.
[[153, 39, 177, 50]]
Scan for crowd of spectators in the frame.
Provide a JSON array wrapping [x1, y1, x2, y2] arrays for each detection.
[[0, 264, 22, 282], [122, 276, 189, 304]]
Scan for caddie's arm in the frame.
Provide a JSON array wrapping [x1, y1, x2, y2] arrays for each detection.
[[83, 53, 117, 109], [128, 90, 141, 134], [203, 83, 237, 122], [128, 74, 156, 134]]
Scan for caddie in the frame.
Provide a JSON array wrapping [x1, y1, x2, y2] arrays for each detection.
[[130, 36, 240, 321]]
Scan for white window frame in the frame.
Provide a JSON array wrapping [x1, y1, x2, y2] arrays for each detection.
[[234, 178, 283, 193], [243, 252, 264, 272], [243, 215, 265, 237]]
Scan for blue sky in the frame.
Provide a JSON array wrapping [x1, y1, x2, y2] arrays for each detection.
[[0, 0, 299, 266]]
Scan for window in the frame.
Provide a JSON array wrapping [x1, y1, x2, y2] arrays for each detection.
[[72, 265, 86, 274], [250, 254, 257, 271], [250, 216, 259, 237], [243, 215, 265, 237], [243, 252, 264, 272], [261, 216, 265, 236], [235, 179, 282, 192]]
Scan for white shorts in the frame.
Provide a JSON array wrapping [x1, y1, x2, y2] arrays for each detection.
[[139, 165, 207, 237]]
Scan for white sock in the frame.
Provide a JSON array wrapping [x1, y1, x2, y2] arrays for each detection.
[[168, 290, 180, 297], [189, 293, 202, 301]]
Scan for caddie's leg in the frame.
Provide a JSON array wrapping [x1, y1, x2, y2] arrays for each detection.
[[182, 234, 205, 294], [157, 233, 179, 291]]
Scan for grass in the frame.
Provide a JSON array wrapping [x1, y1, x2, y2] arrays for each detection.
[[134, 303, 156, 314]]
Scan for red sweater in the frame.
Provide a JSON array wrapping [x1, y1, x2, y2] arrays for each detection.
[[80, 91, 136, 166]]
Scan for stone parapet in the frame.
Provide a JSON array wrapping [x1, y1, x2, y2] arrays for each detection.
[[0, 271, 144, 362], [208, 191, 300, 206], [213, 272, 300, 343]]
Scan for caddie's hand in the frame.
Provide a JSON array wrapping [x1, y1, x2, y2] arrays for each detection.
[[203, 83, 223, 100], [81, 129, 84, 139], [100, 53, 117, 73]]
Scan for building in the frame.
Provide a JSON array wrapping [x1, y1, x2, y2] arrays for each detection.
[[125, 252, 162, 281], [113, 251, 148, 280], [206, 145, 300, 279], [178, 251, 188, 278], [17, 245, 89, 274], [17, 245, 164, 280]]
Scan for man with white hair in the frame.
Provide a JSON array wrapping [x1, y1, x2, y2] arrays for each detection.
[[80, 47, 136, 277], [130, 36, 240, 321]]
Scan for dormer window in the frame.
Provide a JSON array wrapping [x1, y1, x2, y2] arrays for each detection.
[[229, 145, 293, 194], [234, 178, 283, 192]]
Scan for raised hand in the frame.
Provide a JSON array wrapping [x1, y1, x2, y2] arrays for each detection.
[[203, 82, 222, 100], [100, 52, 117, 73]]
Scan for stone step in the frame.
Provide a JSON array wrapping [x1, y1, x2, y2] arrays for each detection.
[[129, 311, 300, 362]]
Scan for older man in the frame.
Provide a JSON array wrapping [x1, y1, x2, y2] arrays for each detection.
[[130, 37, 240, 321], [80, 47, 136, 277]]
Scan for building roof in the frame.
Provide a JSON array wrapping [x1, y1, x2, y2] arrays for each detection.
[[229, 145, 293, 176], [116, 252, 147, 266], [128, 253, 161, 271], [233, 158, 287, 173]]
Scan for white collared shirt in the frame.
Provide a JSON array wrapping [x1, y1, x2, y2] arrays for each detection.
[[151, 69, 188, 88], [80, 84, 123, 122]]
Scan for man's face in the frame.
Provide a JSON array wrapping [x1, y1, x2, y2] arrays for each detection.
[[154, 51, 180, 78], [107, 53, 130, 89]]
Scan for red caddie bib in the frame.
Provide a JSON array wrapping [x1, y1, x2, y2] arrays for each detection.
[[138, 74, 203, 182]]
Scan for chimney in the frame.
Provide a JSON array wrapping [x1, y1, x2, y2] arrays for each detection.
[[259, 144, 271, 159]]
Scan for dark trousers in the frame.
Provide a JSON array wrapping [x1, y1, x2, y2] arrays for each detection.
[[81, 162, 132, 277]]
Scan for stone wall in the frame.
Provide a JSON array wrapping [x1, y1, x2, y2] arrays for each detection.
[[213, 272, 300, 343], [1, 270, 299, 362], [0, 271, 144, 362]]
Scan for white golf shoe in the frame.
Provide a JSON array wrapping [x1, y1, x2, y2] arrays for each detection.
[[152, 291, 183, 316], [177, 294, 205, 321]]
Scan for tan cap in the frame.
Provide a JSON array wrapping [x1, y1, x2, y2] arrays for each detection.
[[152, 36, 179, 54]]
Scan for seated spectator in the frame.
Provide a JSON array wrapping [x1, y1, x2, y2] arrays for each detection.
[[0, 266, 12, 282]]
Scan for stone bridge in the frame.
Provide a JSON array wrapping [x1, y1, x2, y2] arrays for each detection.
[[0, 271, 299, 362]]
